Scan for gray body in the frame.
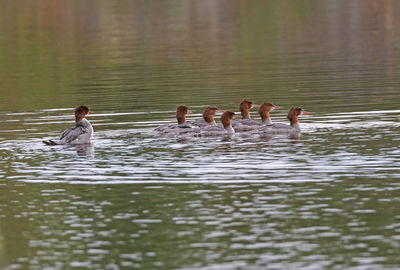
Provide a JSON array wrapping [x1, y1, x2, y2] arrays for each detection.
[[199, 124, 234, 137], [155, 122, 233, 137], [232, 118, 262, 132], [55, 118, 93, 144], [154, 123, 201, 137]]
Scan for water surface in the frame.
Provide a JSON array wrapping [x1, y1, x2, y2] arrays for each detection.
[[1, 1, 400, 269]]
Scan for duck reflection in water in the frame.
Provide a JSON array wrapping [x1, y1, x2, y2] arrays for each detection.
[[59, 143, 94, 158], [74, 143, 94, 157], [221, 134, 234, 142], [260, 134, 300, 147]]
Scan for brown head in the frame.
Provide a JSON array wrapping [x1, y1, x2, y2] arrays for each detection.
[[239, 99, 260, 118], [220, 111, 235, 128], [176, 105, 191, 125], [258, 103, 274, 122], [286, 107, 311, 126], [203, 106, 220, 124], [239, 100, 253, 118], [74, 105, 91, 122]]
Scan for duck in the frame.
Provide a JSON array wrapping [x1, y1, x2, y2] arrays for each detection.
[[154, 105, 201, 136], [260, 107, 311, 135], [188, 106, 225, 128], [200, 111, 237, 137], [233, 102, 282, 132], [43, 105, 94, 145]]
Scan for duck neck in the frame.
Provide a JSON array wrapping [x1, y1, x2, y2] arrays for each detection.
[[203, 114, 215, 125], [177, 115, 186, 125], [263, 117, 272, 125], [75, 115, 85, 123], [222, 118, 232, 129], [241, 109, 251, 119], [77, 117, 91, 127], [290, 116, 300, 130], [260, 111, 271, 124]]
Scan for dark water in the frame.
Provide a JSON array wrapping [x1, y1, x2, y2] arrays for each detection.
[[1, 1, 400, 269]]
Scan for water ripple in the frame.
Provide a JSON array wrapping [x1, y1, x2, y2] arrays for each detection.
[[0, 108, 399, 186]]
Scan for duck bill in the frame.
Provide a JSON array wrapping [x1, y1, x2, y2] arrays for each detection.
[[273, 106, 283, 110], [217, 110, 225, 114], [88, 111, 94, 114], [234, 115, 243, 119], [301, 111, 312, 115], [252, 104, 261, 108]]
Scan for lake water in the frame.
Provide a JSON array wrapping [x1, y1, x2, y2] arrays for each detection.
[[1, 1, 400, 269]]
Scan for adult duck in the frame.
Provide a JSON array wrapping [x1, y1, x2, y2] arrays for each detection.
[[43, 105, 94, 145]]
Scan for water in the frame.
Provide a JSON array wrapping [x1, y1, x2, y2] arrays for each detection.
[[1, 1, 400, 269]]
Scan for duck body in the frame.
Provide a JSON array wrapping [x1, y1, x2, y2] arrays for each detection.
[[233, 102, 282, 133], [154, 105, 202, 137], [187, 119, 217, 129], [58, 118, 93, 144], [200, 111, 235, 137], [188, 106, 222, 129], [260, 123, 300, 135], [259, 107, 310, 136], [232, 118, 262, 132], [154, 123, 194, 132], [43, 105, 94, 145], [154, 123, 201, 137]]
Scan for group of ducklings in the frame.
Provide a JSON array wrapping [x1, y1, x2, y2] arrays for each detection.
[[155, 99, 311, 137]]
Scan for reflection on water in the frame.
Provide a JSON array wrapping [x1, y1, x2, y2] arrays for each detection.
[[74, 144, 95, 157], [1, 179, 400, 269], [1, 0, 400, 269]]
